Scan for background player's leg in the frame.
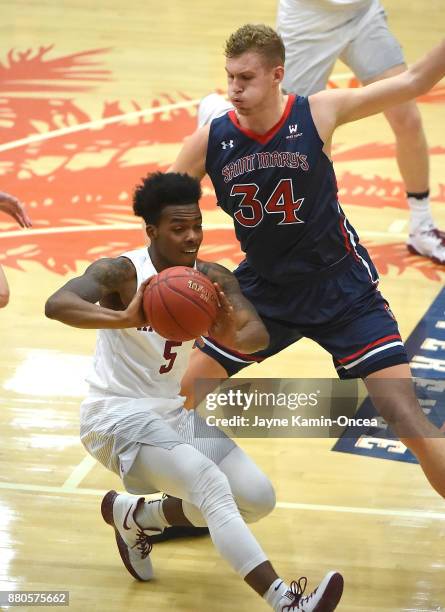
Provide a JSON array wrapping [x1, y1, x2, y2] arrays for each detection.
[[276, 0, 344, 96], [341, 5, 445, 262], [363, 65, 429, 194], [361, 65, 445, 259], [0, 265, 10, 308], [364, 364, 445, 498]]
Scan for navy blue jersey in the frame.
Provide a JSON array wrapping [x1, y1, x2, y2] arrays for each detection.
[[206, 94, 365, 284]]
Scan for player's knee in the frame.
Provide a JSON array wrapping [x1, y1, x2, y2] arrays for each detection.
[[239, 476, 276, 523], [385, 102, 423, 136], [189, 458, 235, 516]]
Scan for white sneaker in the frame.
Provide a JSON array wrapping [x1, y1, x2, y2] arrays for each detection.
[[407, 227, 445, 264], [197, 93, 234, 127], [277, 572, 344, 611], [101, 490, 162, 581]]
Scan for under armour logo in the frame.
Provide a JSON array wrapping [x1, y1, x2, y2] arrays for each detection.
[[221, 140, 234, 149]]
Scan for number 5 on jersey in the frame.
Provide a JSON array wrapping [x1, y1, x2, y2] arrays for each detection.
[[231, 178, 304, 227], [159, 340, 182, 374]]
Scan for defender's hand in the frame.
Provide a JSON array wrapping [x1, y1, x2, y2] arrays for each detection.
[[207, 282, 237, 348]]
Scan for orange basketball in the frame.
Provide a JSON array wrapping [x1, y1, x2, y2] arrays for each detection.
[[143, 266, 219, 341]]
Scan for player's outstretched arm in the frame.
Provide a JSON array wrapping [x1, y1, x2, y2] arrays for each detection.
[[198, 261, 269, 353], [45, 257, 149, 329], [310, 38, 445, 141], [169, 125, 210, 180]]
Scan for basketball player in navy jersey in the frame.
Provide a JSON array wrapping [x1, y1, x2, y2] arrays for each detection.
[[46, 172, 342, 611], [171, 24, 445, 501], [200, 1, 445, 264], [0, 190, 32, 308]]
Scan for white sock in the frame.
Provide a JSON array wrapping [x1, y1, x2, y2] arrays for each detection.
[[407, 192, 434, 233], [135, 498, 170, 531], [263, 578, 290, 610]]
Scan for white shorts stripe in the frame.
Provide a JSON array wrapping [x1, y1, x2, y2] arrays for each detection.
[[336, 341, 405, 371], [203, 338, 254, 364], [338, 202, 379, 285]]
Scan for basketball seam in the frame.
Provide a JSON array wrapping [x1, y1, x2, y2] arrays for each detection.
[[156, 281, 194, 337]]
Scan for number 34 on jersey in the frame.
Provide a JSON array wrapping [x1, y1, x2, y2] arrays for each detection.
[[230, 178, 305, 227]]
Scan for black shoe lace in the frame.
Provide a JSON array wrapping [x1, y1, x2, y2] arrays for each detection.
[[282, 577, 319, 611], [131, 529, 153, 560]]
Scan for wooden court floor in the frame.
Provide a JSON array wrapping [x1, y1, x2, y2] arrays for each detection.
[[1, 1, 445, 610]]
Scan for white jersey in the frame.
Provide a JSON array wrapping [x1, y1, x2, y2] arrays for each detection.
[[280, 0, 372, 13], [318, 0, 371, 6], [80, 248, 235, 481], [86, 247, 195, 403]]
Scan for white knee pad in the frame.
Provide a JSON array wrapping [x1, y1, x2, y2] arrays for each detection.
[[193, 462, 239, 526], [238, 475, 276, 523]]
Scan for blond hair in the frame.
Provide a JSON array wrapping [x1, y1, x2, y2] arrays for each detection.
[[225, 24, 285, 67]]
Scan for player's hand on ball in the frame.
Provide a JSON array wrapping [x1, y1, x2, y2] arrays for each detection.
[[122, 276, 153, 328], [207, 282, 237, 347]]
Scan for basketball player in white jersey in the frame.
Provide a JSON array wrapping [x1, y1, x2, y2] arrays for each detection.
[[0, 190, 32, 308], [45, 172, 343, 611], [198, 0, 445, 264]]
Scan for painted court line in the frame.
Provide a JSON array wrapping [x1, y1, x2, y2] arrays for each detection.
[[1, 72, 443, 156], [61, 455, 97, 489], [388, 219, 408, 233], [0, 98, 200, 154], [0, 72, 442, 155], [0, 480, 444, 521], [0, 76, 356, 154]]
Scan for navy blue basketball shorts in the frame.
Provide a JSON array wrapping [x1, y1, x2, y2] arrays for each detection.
[[200, 252, 408, 379]]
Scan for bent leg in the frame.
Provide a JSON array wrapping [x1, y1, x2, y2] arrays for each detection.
[[218, 446, 276, 523], [127, 442, 280, 591], [365, 364, 445, 498], [181, 445, 276, 526]]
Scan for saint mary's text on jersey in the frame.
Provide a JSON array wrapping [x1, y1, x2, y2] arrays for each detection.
[[222, 151, 309, 183]]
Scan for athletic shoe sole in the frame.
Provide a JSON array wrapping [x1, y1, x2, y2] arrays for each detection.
[[407, 243, 445, 264], [101, 489, 146, 581], [313, 572, 344, 612]]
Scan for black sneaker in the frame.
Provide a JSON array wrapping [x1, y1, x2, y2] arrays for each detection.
[[150, 525, 210, 543]]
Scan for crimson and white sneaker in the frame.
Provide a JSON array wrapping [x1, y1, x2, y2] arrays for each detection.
[[101, 490, 162, 581], [407, 227, 445, 264], [277, 572, 344, 611], [197, 93, 234, 127]]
